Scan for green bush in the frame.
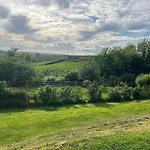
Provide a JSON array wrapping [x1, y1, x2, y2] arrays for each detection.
[[136, 74, 150, 87], [0, 89, 28, 108], [88, 82, 103, 103], [39, 86, 59, 106], [65, 71, 79, 81], [132, 86, 143, 100], [59, 87, 83, 105], [120, 83, 133, 101], [140, 86, 150, 99], [82, 80, 92, 87], [0, 80, 7, 92], [38, 86, 83, 106], [108, 88, 122, 102]]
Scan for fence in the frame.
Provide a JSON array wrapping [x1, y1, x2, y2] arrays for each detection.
[[6, 80, 135, 88], [6, 81, 82, 88]]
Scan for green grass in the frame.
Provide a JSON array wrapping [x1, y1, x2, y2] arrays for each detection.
[[35, 61, 88, 79], [0, 100, 150, 149]]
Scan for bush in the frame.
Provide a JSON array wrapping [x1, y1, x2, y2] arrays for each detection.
[[132, 86, 143, 100], [136, 74, 150, 87], [0, 89, 28, 108], [59, 87, 83, 105], [38, 86, 83, 106], [120, 73, 136, 86], [39, 86, 59, 106], [65, 71, 79, 81], [108, 88, 122, 102], [82, 80, 92, 87], [80, 65, 98, 81], [88, 82, 103, 103], [0, 80, 7, 92], [120, 83, 133, 101]]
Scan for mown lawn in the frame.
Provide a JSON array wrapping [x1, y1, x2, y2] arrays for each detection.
[[0, 100, 150, 150]]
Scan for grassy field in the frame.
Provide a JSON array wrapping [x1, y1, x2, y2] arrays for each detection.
[[35, 61, 88, 80], [0, 100, 150, 149]]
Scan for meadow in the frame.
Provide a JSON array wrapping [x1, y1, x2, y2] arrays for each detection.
[[0, 100, 150, 150], [35, 61, 88, 81]]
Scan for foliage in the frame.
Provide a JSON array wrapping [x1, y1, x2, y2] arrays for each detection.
[[136, 74, 150, 87], [0, 80, 7, 92], [88, 82, 103, 103], [0, 48, 35, 86], [82, 80, 92, 87], [132, 86, 143, 100], [39, 86, 58, 106], [80, 65, 98, 81], [65, 71, 79, 81], [89, 40, 150, 82], [108, 88, 122, 102], [39, 86, 83, 106], [119, 83, 133, 101], [0, 89, 27, 108], [59, 87, 83, 105]]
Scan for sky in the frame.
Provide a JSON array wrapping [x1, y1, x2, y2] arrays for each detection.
[[0, 0, 150, 55]]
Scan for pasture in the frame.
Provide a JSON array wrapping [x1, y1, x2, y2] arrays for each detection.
[[0, 100, 150, 149]]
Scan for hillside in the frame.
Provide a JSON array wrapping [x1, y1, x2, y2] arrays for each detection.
[[0, 100, 150, 150]]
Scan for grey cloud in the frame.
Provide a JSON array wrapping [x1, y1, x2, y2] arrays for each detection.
[[80, 30, 96, 41], [5, 15, 38, 34], [53, 43, 76, 50], [79, 20, 149, 41], [30, 0, 52, 7], [25, 35, 56, 43], [27, 0, 73, 9], [0, 5, 10, 19]]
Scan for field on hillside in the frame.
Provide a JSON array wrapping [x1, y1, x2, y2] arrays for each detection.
[[0, 100, 150, 150], [35, 61, 88, 80]]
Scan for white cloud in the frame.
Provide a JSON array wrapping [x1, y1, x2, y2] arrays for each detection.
[[0, 0, 150, 54]]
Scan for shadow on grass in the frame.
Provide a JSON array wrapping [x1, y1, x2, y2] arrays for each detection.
[[1, 100, 149, 114], [0, 106, 59, 114], [93, 103, 115, 108]]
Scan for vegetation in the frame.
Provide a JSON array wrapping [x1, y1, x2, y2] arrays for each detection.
[[0, 39, 150, 149], [0, 101, 150, 149], [84, 40, 150, 84], [0, 48, 35, 86], [136, 74, 150, 87]]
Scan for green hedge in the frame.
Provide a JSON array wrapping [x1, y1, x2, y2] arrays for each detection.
[[136, 74, 150, 87], [0, 89, 28, 109]]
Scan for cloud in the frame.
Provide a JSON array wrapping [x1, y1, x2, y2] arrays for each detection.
[[0, 5, 10, 19], [1, 0, 150, 55], [4, 15, 38, 34], [25, 0, 74, 9]]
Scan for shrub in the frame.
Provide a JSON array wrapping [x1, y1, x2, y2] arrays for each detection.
[[88, 82, 103, 103], [132, 86, 143, 100], [0, 89, 28, 108], [39, 86, 59, 106], [0, 80, 7, 92], [82, 80, 92, 87], [59, 87, 83, 105], [120, 83, 133, 101], [136, 74, 150, 87], [80, 65, 98, 81], [65, 71, 79, 81], [108, 88, 122, 102], [120, 73, 136, 86], [28, 89, 40, 105], [140, 86, 150, 99]]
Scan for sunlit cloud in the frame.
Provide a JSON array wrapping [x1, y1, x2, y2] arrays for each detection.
[[0, 0, 150, 54]]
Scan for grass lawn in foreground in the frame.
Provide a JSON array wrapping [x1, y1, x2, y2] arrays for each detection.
[[0, 100, 150, 149]]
